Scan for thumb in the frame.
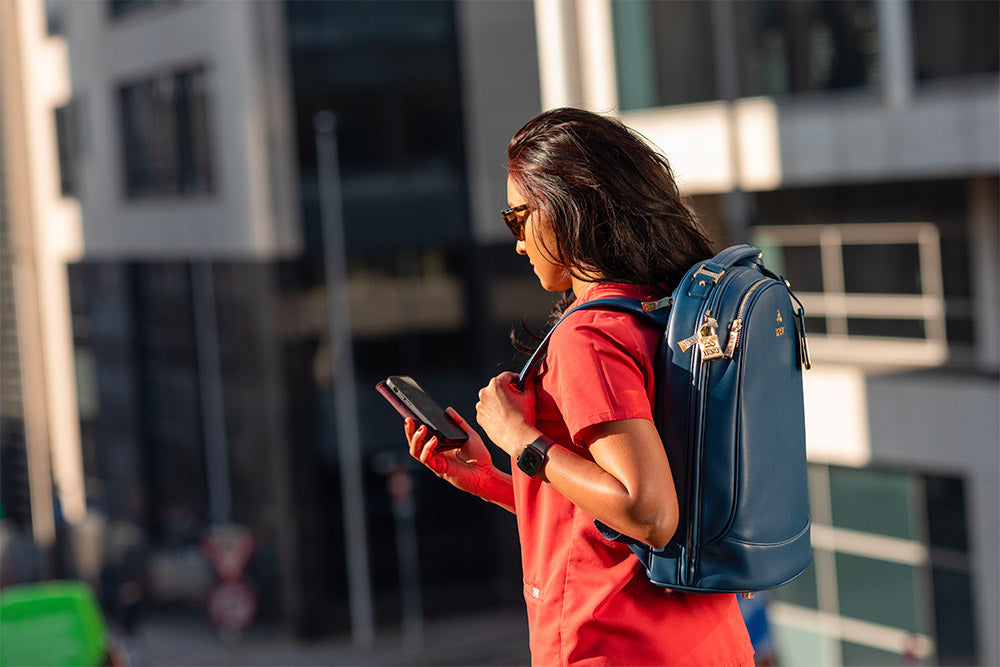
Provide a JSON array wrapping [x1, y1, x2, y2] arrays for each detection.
[[445, 407, 469, 429]]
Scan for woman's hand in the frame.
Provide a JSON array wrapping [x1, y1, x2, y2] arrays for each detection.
[[475, 372, 541, 457], [406, 408, 495, 496]]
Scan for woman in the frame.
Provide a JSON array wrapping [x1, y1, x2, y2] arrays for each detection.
[[405, 108, 754, 666]]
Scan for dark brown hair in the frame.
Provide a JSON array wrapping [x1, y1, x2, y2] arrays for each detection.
[[507, 107, 713, 290], [507, 108, 714, 349]]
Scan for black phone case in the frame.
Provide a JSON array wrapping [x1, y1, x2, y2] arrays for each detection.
[[376, 376, 467, 447]]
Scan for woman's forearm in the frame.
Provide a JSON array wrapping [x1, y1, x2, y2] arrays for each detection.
[[539, 445, 675, 548], [510, 420, 678, 549], [473, 468, 516, 514]]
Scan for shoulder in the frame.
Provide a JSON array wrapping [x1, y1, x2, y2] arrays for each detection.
[[550, 306, 647, 354], [549, 285, 663, 355]]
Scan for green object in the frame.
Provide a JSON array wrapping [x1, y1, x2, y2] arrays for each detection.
[[0, 581, 108, 666]]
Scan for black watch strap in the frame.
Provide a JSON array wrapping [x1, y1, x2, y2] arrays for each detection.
[[516, 435, 555, 478]]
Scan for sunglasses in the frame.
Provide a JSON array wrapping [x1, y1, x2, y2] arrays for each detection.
[[501, 204, 530, 241]]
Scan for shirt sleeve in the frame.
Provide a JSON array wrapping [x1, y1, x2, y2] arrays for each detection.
[[543, 309, 655, 447]]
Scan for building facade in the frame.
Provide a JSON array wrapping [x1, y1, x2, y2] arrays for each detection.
[[8, 0, 548, 643]]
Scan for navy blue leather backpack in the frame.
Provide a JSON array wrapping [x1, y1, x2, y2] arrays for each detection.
[[517, 244, 812, 596]]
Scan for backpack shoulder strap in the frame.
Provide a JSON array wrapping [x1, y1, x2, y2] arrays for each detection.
[[514, 297, 667, 391]]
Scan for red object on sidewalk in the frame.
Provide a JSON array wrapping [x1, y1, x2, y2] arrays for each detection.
[[201, 524, 258, 637], [201, 525, 256, 582], [206, 581, 257, 636]]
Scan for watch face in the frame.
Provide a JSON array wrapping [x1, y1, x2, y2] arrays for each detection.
[[517, 447, 544, 476]]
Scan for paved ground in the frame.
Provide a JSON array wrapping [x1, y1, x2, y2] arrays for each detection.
[[124, 606, 531, 666]]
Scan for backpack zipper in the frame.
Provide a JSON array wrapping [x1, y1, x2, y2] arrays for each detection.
[[723, 279, 769, 358], [685, 276, 759, 585], [684, 285, 729, 584]]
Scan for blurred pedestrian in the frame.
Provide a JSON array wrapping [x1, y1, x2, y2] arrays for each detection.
[[405, 108, 754, 666]]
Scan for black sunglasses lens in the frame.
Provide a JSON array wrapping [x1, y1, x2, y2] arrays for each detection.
[[502, 208, 525, 240]]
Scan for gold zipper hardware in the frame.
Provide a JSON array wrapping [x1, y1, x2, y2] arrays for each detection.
[[723, 319, 743, 358], [696, 311, 724, 360], [641, 296, 673, 312], [677, 311, 722, 358], [677, 335, 698, 353], [722, 279, 769, 359]]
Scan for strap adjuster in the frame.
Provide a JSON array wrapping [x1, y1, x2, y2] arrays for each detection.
[[692, 264, 725, 286]]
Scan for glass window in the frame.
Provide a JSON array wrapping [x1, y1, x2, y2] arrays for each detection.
[[119, 67, 214, 198], [611, 0, 718, 110], [134, 264, 208, 544], [842, 243, 922, 294], [924, 475, 968, 552], [829, 466, 917, 540], [773, 625, 825, 667], [285, 0, 469, 253], [108, 0, 173, 19], [931, 567, 978, 664], [732, 0, 879, 97], [846, 317, 925, 339], [776, 245, 824, 292], [773, 466, 978, 665], [54, 103, 79, 197], [940, 233, 975, 346], [45, 0, 65, 35], [751, 181, 974, 362], [771, 557, 819, 609], [912, 0, 999, 81], [835, 552, 926, 632]]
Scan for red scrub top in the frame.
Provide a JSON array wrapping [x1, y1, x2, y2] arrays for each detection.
[[513, 283, 755, 667]]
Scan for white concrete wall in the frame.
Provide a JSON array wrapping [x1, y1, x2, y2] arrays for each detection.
[[63, 0, 300, 259], [10, 0, 86, 526], [621, 80, 1000, 196]]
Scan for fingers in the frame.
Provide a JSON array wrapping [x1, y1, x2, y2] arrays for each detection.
[[496, 371, 518, 385], [418, 434, 440, 465], [407, 420, 430, 458], [407, 421, 446, 474]]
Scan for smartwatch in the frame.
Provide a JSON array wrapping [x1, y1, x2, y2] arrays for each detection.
[[516, 435, 554, 478]]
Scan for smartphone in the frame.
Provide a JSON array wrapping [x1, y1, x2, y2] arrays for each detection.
[[376, 375, 468, 448]]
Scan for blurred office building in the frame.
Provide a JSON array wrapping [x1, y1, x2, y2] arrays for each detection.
[[3, 0, 544, 642], [2, 0, 998, 665]]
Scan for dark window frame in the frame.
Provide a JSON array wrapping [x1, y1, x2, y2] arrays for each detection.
[[117, 65, 215, 199]]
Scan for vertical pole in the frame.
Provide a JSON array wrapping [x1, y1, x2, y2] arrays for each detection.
[[388, 465, 424, 651], [711, 0, 752, 244], [191, 261, 232, 525], [876, 0, 914, 110], [313, 110, 375, 650], [534, 0, 582, 109]]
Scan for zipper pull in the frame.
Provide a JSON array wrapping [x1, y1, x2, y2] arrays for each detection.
[[677, 334, 699, 353], [794, 307, 811, 370], [724, 319, 743, 358]]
